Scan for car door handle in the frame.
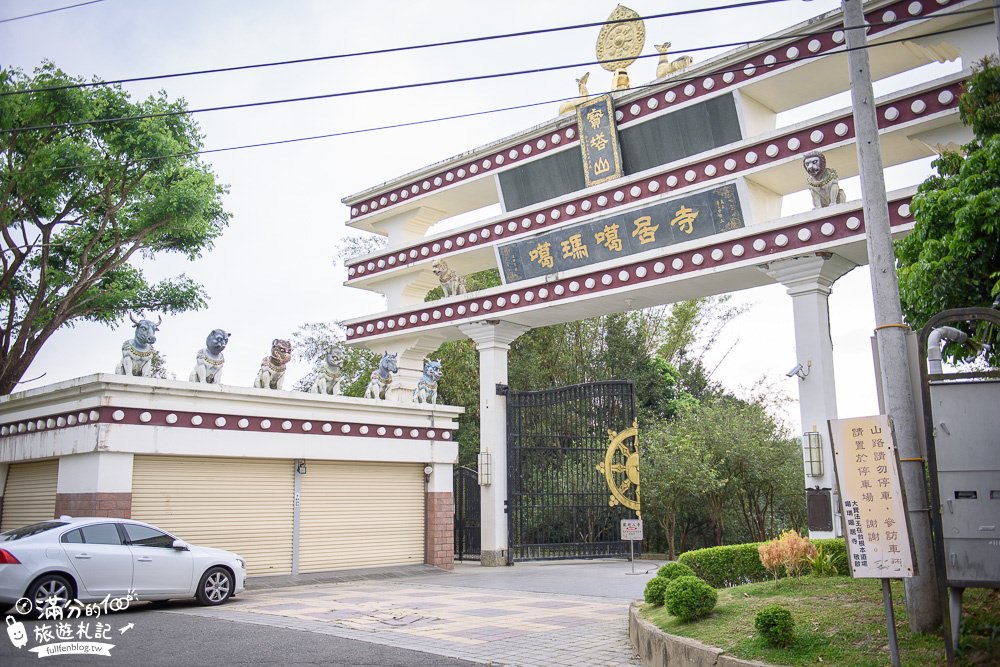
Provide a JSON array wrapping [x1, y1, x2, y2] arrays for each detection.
[[137, 557, 153, 563], [73, 554, 91, 560]]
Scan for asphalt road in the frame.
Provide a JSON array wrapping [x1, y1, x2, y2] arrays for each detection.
[[1, 600, 476, 666]]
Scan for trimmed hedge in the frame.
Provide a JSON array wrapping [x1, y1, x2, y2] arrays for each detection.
[[644, 576, 671, 606], [677, 538, 848, 588], [665, 576, 718, 621], [755, 604, 795, 647], [657, 561, 696, 581]]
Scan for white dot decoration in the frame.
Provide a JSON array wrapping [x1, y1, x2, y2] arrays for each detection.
[[630, 186, 641, 197], [496, 297, 506, 307], [884, 107, 900, 121], [833, 30, 845, 43], [597, 195, 608, 206], [618, 270, 630, 281], [422, 180, 430, 190], [538, 288, 549, 298], [908, 2, 922, 15], [808, 39, 822, 53], [654, 261, 666, 273], [483, 301, 493, 311], [351, 207, 358, 216], [212, 417, 225, 428], [711, 248, 724, 261], [0, 427, 6, 436], [261, 419, 271, 429], [110, 409, 124, 421], [581, 200, 592, 211], [883, 10, 897, 22], [443, 431, 452, 440], [427, 430, 436, 439], [798, 228, 812, 242], [387, 257, 395, 266], [524, 291, 534, 302], [361, 204, 368, 213], [743, 63, 756, 77], [847, 216, 862, 230], [470, 164, 479, 174], [510, 294, 520, 305], [635, 266, 647, 278], [704, 164, 717, 177], [898, 203, 912, 217], [684, 84, 696, 97], [753, 238, 767, 252], [722, 71, 735, 84], [66, 416, 75, 426], [647, 98, 658, 110], [457, 305, 466, 315], [26, 422, 34, 432], [692, 253, 704, 266], [401, 190, 409, 199], [520, 218, 531, 229], [456, 237, 465, 247], [665, 91, 676, 102], [672, 258, 684, 270], [787, 137, 801, 151], [320, 423, 331, 433], [375, 321, 384, 330], [238, 418, 249, 429], [411, 185, 420, 194], [299, 422, 311, 432], [821, 222, 836, 236], [359, 425, 369, 434], [835, 122, 849, 137], [420, 247, 429, 256], [191, 414, 203, 426], [648, 181, 659, 193], [469, 303, 479, 313], [685, 170, 697, 182], [732, 244, 745, 257], [569, 281, 580, 292], [508, 221, 518, 232], [616, 110, 624, 121], [138, 412, 151, 423], [764, 55, 777, 67], [938, 90, 954, 105], [509, 149, 519, 160], [458, 168, 466, 177], [494, 224, 504, 235], [666, 175, 678, 187], [810, 130, 824, 143], [282, 420, 293, 431], [775, 233, 789, 247], [410, 429, 420, 438], [537, 139, 546, 150], [85, 412, 95, 422], [483, 160, 491, 169], [553, 285, 564, 296], [377, 426, 387, 436], [745, 151, 758, 164], [585, 277, 596, 289], [630, 103, 641, 115], [765, 144, 779, 158], [433, 177, 442, 187], [341, 424, 351, 434], [911, 100, 927, 114], [420, 312, 430, 322], [787, 46, 800, 59], [394, 428, 403, 437], [553, 133, 562, 144], [613, 191, 625, 202], [495, 155, 504, 164], [566, 204, 577, 216], [703, 78, 715, 90], [724, 158, 737, 171], [444, 307, 454, 316]]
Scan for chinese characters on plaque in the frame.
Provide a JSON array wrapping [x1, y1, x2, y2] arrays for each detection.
[[496, 183, 744, 283], [577, 95, 624, 187], [829, 415, 915, 578]]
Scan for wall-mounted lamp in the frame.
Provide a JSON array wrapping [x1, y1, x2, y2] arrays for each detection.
[[295, 459, 307, 475], [477, 451, 492, 486], [802, 432, 823, 477], [786, 360, 812, 381], [423, 465, 434, 477]]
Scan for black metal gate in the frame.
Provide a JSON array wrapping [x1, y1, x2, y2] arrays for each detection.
[[505, 380, 639, 561], [453, 466, 481, 561]]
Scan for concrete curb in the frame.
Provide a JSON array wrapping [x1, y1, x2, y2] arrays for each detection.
[[628, 602, 777, 667]]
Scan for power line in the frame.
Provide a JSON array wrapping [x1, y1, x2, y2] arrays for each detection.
[[0, 0, 106, 24], [8, 19, 984, 176], [1, 8, 987, 136], [1, 0, 794, 97]]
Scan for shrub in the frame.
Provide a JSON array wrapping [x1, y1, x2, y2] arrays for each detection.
[[644, 575, 671, 606], [665, 576, 718, 621], [810, 538, 847, 575], [807, 544, 844, 576], [678, 543, 770, 587], [758, 530, 817, 582], [657, 562, 696, 581], [755, 604, 795, 647]]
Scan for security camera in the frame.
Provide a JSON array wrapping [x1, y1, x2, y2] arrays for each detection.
[[786, 363, 804, 378]]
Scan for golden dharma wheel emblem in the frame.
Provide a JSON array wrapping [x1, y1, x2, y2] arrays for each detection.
[[595, 5, 646, 72], [596, 420, 641, 516]]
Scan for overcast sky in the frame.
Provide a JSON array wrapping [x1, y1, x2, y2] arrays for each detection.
[[2, 0, 963, 428]]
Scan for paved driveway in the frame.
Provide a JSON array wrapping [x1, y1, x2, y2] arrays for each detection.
[[170, 559, 663, 666]]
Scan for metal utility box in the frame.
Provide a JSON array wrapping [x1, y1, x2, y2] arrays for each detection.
[[929, 379, 1000, 587]]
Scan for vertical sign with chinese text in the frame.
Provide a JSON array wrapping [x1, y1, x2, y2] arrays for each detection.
[[829, 415, 915, 578], [577, 95, 624, 187]]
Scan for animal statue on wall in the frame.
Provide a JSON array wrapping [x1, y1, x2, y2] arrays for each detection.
[[115, 313, 161, 377], [432, 259, 467, 297], [189, 329, 231, 384], [364, 351, 398, 400], [558, 72, 591, 116], [803, 150, 847, 208], [308, 345, 345, 395], [655, 42, 693, 78], [413, 359, 444, 405], [254, 338, 292, 390]]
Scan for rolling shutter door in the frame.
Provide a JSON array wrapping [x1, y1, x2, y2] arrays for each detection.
[[131, 456, 293, 576], [299, 462, 424, 572], [0, 459, 58, 531]]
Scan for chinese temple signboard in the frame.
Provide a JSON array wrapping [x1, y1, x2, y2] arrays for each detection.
[[829, 415, 915, 579], [496, 183, 744, 283], [577, 94, 624, 187]]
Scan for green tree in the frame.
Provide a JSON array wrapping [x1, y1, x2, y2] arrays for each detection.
[[0, 63, 230, 393], [898, 56, 1000, 364]]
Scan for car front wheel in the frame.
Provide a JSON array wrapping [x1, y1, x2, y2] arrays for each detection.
[[27, 574, 74, 611], [196, 567, 233, 606]]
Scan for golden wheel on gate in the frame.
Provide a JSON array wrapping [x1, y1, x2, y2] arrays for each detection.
[[595, 5, 646, 72], [596, 420, 641, 516]]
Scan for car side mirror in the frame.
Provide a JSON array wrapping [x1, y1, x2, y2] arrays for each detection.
[[172, 539, 190, 551]]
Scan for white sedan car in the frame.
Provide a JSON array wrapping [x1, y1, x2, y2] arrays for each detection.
[[0, 517, 246, 611]]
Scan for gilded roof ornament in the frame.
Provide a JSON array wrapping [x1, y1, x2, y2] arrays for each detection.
[[595, 5, 646, 72]]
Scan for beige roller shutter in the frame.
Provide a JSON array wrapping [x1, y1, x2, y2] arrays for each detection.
[[1, 459, 58, 532], [299, 462, 424, 572], [131, 456, 293, 576]]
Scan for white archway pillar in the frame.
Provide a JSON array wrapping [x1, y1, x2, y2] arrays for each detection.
[[459, 320, 530, 566], [761, 252, 856, 539]]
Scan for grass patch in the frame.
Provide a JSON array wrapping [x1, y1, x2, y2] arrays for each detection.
[[641, 576, 1000, 666]]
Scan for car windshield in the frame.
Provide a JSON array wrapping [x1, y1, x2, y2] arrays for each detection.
[[0, 521, 69, 542]]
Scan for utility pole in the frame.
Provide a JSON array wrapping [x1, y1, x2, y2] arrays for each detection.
[[841, 0, 940, 632]]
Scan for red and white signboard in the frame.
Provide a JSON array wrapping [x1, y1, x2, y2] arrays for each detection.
[[621, 519, 643, 541]]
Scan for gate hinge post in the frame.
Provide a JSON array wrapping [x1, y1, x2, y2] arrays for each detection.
[[496, 383, 509, 396]]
